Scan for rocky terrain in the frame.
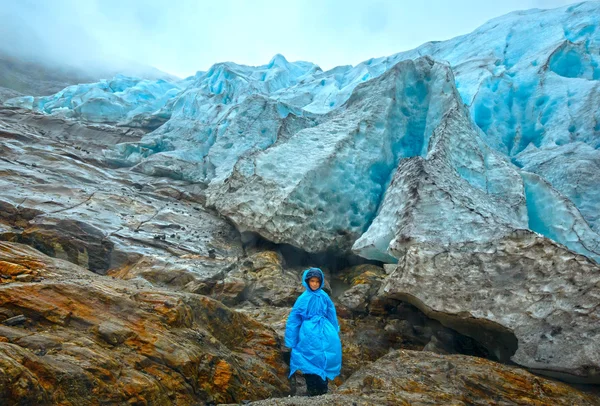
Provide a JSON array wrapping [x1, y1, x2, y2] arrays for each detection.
[[251, 350, 599, 405]]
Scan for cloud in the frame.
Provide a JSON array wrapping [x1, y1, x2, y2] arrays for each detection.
[[0, 0, 582, 78]]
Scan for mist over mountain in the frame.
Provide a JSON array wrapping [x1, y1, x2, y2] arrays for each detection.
[[0, 3, 177, 100]]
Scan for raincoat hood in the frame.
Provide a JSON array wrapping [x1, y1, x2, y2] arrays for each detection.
[[302, 267, 325, 292]]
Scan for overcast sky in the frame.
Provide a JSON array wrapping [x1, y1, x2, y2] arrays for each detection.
[[0, 0, 581, 78]]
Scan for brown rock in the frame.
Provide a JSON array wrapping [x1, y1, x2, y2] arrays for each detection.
[[243, 251, 284, 272], [0, 200, 43, 229], [0, 241, 290, 404], [337, 350, 600, 405], [338, 317, 390, 379], [0, 325, 29, 341], [96, 321, 136, 346], [19, 218, 114, 274], [338, 264, 386, 287], [336, 264, 385, 314], [252, 350, 600, 405], [213, 359, 233, 389], [15, 333, 63, 353], [212, 276, 247, 305], [0, 254, 45, 284], [217, 251, 303, 307], [0, 344, 50, 405]]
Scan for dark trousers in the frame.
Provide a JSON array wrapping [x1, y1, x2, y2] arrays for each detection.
[[304, 373, 328, 396]]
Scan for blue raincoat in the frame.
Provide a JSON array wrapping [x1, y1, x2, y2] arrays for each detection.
[[284, 268, 342, 380]]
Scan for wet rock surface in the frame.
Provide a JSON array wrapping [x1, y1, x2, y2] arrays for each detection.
[[213, 250, 304, 307], [0, 241, 289, 405], [250, 350, 600, 406], [335, 264, 385, 313], [0, 107, 243, 287]]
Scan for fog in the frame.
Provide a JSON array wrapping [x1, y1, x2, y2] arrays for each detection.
[[1, 0, 579, 78]]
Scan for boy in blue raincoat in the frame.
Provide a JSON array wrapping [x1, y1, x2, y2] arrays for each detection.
[[284, 267, 342, 396]]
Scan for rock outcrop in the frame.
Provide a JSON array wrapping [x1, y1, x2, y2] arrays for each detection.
[[0, 241, 290, 404], [0, 107, 243, 289], [251, 350, 600, 405], [378, 230, 600, 384]]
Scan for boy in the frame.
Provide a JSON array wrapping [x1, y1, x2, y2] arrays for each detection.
[[284, 267, 342, 396]]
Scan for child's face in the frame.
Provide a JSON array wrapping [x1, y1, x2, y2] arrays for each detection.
[[308, 277, 321, 291]]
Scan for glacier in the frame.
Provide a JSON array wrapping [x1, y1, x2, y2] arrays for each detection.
[[5, 74, 183, 128], [4, 2, 600, 264], [209, 57, 478, 253], [207, 57, 531, 256]]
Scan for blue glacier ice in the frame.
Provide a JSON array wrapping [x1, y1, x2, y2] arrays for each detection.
[[209, 58, 528, 255], [4, 2, 600, 264], [103, 55, 321, 178], [521, 171, 600, 262], [5, 74, 184, 127], [515, 142, 600, 232]]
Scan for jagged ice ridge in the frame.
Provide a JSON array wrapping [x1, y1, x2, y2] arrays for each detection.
[[5, 1, 600, 264]]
